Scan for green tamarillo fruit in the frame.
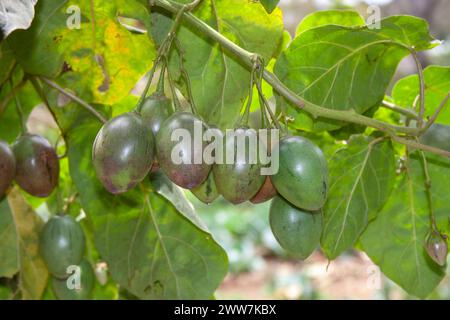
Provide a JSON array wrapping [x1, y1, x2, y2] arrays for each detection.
[[39, 215, 86, 279], [52, 259, 95, 300], [271, 136, 328, 211], [191, 171, 219, 204], [156, 112, 211, 189], [92, 112, 155, 194], [213, 128, 265, 204], [12, 134, 59, 197], [250, 176, 277, 204], [140, 93, 172, 136], [425, 231, 448, 266], [270, 196, 322, 259], [0, 140, 15, 198]]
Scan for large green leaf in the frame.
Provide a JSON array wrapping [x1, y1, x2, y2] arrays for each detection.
[[321, 136, 395, 259], [57, 0, 157, 106], [55, 107, 228, 299], [296, 10, 365, 36], [0, 80, 41, 143], [274, 15, 437, 132], [0, 199, 18, 278], [152, 0, 284, 129], [6, 0, 68, 77], [360, 153, 450, 298], [392, 66, 450, 125], [6, 188, 48, 300]]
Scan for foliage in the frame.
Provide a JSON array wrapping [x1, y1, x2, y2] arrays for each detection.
[[0, 0, 450, 300]]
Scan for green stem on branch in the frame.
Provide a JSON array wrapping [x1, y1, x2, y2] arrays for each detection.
[[10, 79, 27, 134], [40, 77, 107, 124], [152, 0, 450, 158], [422, 91, 450, 132], [381, 100, 419, 119]]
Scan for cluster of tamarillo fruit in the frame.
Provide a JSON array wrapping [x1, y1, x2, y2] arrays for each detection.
[[0, 132, 93, 299], [92, 86, 329, 259]]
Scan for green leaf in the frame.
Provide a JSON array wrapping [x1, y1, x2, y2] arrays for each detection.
[[321, 136, 395, 259], [59, 109, 228, 299], [7, 188, 48, 300], [153, 0, 284, 129], [360, 153, 449, 298], [0, 199, 19, 278], [274, 15, 437, 132], [0, 80, 41, 143], [296, 10, 365, 36], [58, 0, 157, 105], [6, 0, 68, 77], [0, 42, 15, 86], [260, 0, 279, 14], [392, 66, 450, 125]]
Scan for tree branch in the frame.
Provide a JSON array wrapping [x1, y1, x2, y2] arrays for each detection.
[[40, 77, 107, 124], [381, 100, 418, 119], [151, 0, 450, 159]]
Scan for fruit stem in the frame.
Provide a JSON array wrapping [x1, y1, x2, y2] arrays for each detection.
[[411, 51, 426, 129], [415, 142, 439, 231], [381, 100, 418, 119], [152, 0, 450, 159], [10, 78, 27, 134], [39, 77, 107, 124], [421, 91, 450, 133]]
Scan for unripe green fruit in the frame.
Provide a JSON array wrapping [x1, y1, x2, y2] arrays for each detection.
[[213, 128, 265, 204], [12, 134, 59, 197], [52, 259, 95, 300], [0, 140, 15, 198], [191, 171, 219, 204], [140, 93, 172, 136], [39, 215, 86, 279], [271, 136, 328, 211], [92, 112, 155, 194], [156, 112, 211, 189], [270, 196, 322, 259]]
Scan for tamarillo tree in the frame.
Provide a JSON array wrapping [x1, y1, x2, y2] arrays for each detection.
[[0, 0, 449, 300]]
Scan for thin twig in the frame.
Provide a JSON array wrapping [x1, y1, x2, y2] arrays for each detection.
[[422, 91, 450, 132], [381, 100, 418, 119], [10, 79, 27, 134], [40, 77, 107, 123], [411, 51, 426, 128]]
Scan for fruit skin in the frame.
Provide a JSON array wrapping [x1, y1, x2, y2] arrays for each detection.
[[140, 93, 172, 136], [269, 196, 322, 259], [213, 128, 265, 204], [12, 134, 59, 197], [0, 141, 16, 198], [191, 171, 219, 204], [52, 259, 95, 300], [156, 112, 211, 189], [425, 231, 448, 266], [271, 136, 328, 211], [251, 176, 277, 204], [92, 112, 155, 194], [39, 215, 86, 279]]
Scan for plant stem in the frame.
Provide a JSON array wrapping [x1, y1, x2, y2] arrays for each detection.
[[153, 0, 418, 136], [40, 77, 107, 124], [381, 100, 418, 119], [422, 91, 450, 132], [411, 51, 426, 129], [152, 0, 450, 159]]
